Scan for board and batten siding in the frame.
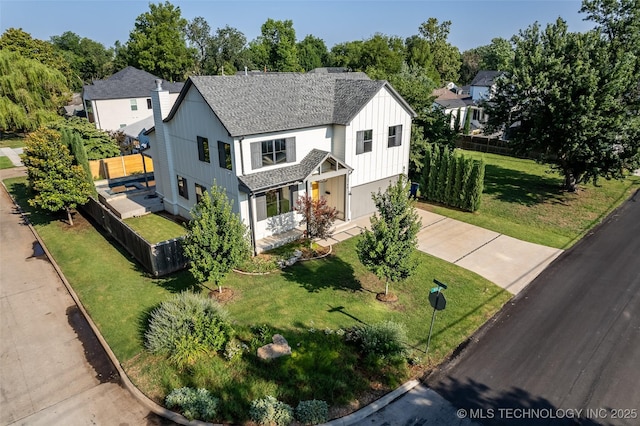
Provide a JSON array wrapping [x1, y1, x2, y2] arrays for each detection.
[[343, 86, 411, 189], [162, 87, 240, 217]]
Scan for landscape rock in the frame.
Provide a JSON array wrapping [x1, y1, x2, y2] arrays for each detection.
[[257, 334, 292, 360]]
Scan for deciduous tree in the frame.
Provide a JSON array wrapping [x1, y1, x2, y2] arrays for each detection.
[[50, 31, 114, 84], [183, 182, 251, 294], [356, 175, 421, 297], [23, 128, 93, 225], [297, 35, 329, 71], [486, 18, 640, 191], [295, 195, 338, 242], [251, 19, 301, 72], [418, 18, 461, 83]]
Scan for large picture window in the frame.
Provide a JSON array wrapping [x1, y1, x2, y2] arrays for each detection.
[[197, 136, 210, 163], [250, 137, 296, 170], [255, 185, 298, 221], [218, 141, 232, 170], [356, 129, 373, 154], [177, 175, 188, 199], [388, 125, 402, 147]]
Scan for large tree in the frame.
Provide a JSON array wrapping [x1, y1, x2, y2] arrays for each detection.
[[121, 1, 195, 81], [0, 50, 69, 132], [208, 25, 249, 74], [23, 128, 93, 226], [486, 18, 640, 191], [297, 35, 329, 71], [460, 38, 514, 84], [418, 18, 461, 83], [50, 31, 114, 84], [183, 183, 251, 294], [185, 16, 212, 75], [251, 19, 301, 72], [356, 175, 421, 297], [48, 117, 120, 160]]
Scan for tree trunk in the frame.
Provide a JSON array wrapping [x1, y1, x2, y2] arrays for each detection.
[[385, 281, 389, 295], [218, 284, 222, 294], [66, 207, 74, 226], [563, 171, 578, 192]]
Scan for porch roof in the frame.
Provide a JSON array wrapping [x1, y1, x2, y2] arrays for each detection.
[[238, 149, 352, 193]]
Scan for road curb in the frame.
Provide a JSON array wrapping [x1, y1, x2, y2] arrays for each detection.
[[1, 180, 219, 426], [320, 380, 421, 426]]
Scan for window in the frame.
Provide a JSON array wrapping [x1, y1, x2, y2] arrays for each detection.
[[197, 136, 210, 163], [147, 98, 152, 109], [256, 185, 297, 221], [195, 183, 206, 203], [177, 175, 188, 199], [250, 137, 295, 170], [356, 129, 373, 154], [388, 125, 402, 147], [218, 141, 232, 170], [130, 99, 138, 111]]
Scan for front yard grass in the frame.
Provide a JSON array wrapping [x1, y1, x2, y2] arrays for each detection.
[[4, 176, 510, 423], [124, 213, 186, 243], [0, 136, 26, 149], [419, 150, 640, 249], [0, 156, 14, 169]]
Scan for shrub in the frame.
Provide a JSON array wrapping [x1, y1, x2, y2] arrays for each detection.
[[224, 338, 248, 361], [165, 387, 219, 421], [145, 292, 234, 365], [249, 395, 294, 426], [347, 320, 408, 358], [296, 400, 329, 425]]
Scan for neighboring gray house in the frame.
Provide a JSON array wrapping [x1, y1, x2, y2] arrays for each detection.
[[147, 72, 416, 252], [82, 66, 183, 131], [470, 70, 503, 102]]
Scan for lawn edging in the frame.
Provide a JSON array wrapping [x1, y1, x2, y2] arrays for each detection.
[[1, 181, 217, 426]]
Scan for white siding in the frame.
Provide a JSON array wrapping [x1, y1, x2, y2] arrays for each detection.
[[92, 93, 180, 131], [343, 86, 412, 188], [332, 125, 346, 161]]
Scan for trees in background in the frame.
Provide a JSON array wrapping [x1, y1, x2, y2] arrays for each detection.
[[48, 117, 121, 160], [0, 50, 69, 132], [486, 18, 639, 191], [23, 128, 93, 226], [49, 31, 114, 85], [297, 35, 329, 71], [250, 19, 302, 72], [117, 1, 195, 81]]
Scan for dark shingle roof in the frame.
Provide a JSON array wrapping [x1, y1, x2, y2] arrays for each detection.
[[470, 71, 503, 87], [434, 98, 473, 109], [238, 149, 351, 192], [167, 73, 415, 137], [83, 66, 183, 100]]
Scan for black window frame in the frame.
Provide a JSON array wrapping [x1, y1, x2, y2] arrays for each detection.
[[146, 98, 152, 109], [356, 129, 373, 154], [388, 125, 402, 147], [197, 136, 210, 163], [177, 175, 188, 199], [195, 183, 206, 203], [217, 141, 232, 171]]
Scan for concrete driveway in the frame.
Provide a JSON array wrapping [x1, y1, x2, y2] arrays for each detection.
[[0, 169, 168, 426]]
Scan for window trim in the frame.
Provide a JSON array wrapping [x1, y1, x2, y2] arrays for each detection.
[[146, 98, 152, 109], [356, 129, 373, 154], [177, 175, 188, 199], [197, 136, 210, 163], [388, 125, 402, 147], [217, 141, 232, 171], [255, 185, 297, 221], [195, 183, 206, 203], [250, 137, 295, 170], [130, 99, 138, 111]]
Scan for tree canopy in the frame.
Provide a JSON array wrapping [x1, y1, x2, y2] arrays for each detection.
[[251, 19, 302, 72], [118, 1, 195, 81], [297, 35, 329, 71], [0, 50, 69, 132], [50, 31, 114, 86], [486, 18, 640, 191]]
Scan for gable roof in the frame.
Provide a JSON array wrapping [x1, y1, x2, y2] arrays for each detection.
[[162, 73, 416, 137], [83, 66, 183, 100], [238, 149, 352, 193], [470, 71, 503, 87]]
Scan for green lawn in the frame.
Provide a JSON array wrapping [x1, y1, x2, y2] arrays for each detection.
[[418, 150, 640, 249], [0, 156, 14, 169], [124, 213, 186, 243], [4, 175, 510, 423], [0, 136, 25, 149]]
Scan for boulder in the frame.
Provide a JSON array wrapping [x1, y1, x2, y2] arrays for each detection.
[[257, 334, 292, 360]]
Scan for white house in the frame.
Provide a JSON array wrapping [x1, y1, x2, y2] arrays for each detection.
[[147, 72, 416, 253], [469, 70, 502, 103], [82, 66, 183, 132]]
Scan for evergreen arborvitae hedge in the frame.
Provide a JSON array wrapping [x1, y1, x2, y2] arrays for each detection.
[[419, 144, 485, 212]]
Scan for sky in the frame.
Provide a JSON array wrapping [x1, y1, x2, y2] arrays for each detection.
[[1, 0, 595, 52]]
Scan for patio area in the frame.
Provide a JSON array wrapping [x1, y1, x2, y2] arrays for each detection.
[[95, 173, 164, 219]]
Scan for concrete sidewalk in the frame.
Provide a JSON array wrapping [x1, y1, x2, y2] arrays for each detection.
[[319, 209, 563, 295], [0, 147, 24, 167]]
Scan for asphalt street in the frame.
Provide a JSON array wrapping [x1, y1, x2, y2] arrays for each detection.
[[427, 190, 640, 426]]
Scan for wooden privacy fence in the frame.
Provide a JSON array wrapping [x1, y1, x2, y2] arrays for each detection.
[[80, 198, 187, 277], [89, 154, 154, 180], [456, 135, 514, 156]]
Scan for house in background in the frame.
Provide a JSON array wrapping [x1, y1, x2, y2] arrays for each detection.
[[82, 66, 183, 132], [147, 72, 416, 253], [469, 70, 502, 102], [120, 116, 154, 154]]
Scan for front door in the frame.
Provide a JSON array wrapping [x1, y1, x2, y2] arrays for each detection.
[[311, 181, 319, 201]]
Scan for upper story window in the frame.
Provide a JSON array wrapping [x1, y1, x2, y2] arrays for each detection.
[[356, 129, 373, 154], [250, 137, 296, 170], [130, 99, 138, 111], [147, 98, 152, 109], [177, 175, 188, 199], [388, 125, 402, 147], [195, 183, 206, 203], [197, 136, 210, 163], [218, 141, 232, 170]]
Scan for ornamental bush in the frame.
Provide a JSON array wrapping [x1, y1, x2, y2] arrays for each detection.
[[249, 395, 294, 426], [165, 387, 219, 421], [296, 400, 329, 425], [347, 320, 408, 358], [145, 292, 234, 366]]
